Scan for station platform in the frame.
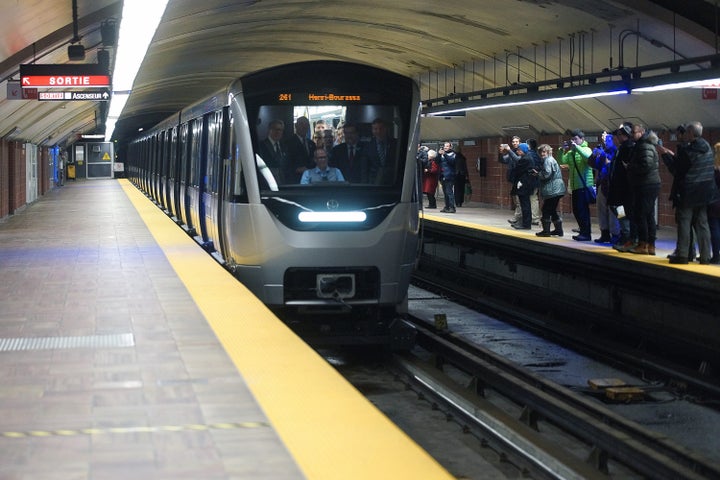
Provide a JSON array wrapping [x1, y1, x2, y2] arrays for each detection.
[[0, 180, 453, 480], [423, 198, 720, 277]]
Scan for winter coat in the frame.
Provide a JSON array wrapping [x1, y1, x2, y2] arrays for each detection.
[[510, 150, 539, 196], [498, 143, 526, 183], [708, 168, 720, 218], [538, 154, 566, 199], [588, 134, 616, 196], [672, 136, 717, 208], [422, 157, 439, 194], [439, 150, 456, 182], [607, 139, 634, 207], [558, 141, 594, 192], [455, 152, 468, 176], [628, 131, 661, 187]]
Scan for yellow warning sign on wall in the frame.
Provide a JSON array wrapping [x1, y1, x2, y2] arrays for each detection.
[[102, 152, 111, 161]]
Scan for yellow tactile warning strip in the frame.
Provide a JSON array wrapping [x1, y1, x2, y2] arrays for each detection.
[[120, 180, 454, 480], [423, 212, 720, 277]]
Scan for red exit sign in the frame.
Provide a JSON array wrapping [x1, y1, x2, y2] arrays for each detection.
[[19, 63, 111, 88], [21, 75, 110, 88]]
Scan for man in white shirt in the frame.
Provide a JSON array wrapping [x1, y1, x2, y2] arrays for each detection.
[[301, 148, 345, 184]]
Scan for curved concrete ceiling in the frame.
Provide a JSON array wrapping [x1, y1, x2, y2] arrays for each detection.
[[0, 0, 718, 148]]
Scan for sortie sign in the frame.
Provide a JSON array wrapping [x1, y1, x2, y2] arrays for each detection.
[[19, 64, 111, 88]]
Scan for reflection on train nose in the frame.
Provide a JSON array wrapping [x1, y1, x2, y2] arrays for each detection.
[[317, 274, 356, 299]]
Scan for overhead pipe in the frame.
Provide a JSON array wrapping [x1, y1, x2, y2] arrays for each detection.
[[71, 0, 81, 42]]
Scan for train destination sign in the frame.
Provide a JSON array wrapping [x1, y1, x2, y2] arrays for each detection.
[[38, 90, 110, 102], [19, 64, 111, 88], [278, 93, 364, 102]]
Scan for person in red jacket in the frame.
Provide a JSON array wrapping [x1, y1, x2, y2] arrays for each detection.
[[422, 148, 440, 209]]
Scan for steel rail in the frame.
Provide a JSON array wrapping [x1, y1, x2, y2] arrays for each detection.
[[403, 320, 719, 479]]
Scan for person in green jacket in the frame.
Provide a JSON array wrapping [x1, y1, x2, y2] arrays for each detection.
[[558, 129, 595, 241]]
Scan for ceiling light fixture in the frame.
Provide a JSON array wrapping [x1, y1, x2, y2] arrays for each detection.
[[104, 0, 168, 142], [428, 83, 628, 116], [423, 54, 720, 116]]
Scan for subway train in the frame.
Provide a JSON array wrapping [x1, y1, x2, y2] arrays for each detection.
[[126, 61, 422, 348]]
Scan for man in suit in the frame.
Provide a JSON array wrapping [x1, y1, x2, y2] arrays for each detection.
[[284, 116, 315, 183], [366, 117, 398, 185], [258, 119, 287, 183], [330, 122, 367, 183]]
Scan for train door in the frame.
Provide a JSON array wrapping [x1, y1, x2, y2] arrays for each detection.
[[151, 135, 160, 203], [220, 108, 249, 265], [195, 115, 211, 245], [202, 109, 227, 255], [147, 137, 155, 198], [163, 129, 174, 218], [157, 132, 167, 210], [178, 122, 194, 233], [187, 118, 205, 239], [170, 127, 182, 224]]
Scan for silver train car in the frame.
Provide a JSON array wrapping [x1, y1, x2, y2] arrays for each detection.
[[126, 61, 422, 347]]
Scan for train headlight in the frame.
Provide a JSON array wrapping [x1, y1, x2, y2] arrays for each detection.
[[298, 211, 367, 222]]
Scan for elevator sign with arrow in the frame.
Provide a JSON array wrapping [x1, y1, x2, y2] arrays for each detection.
[[38, 89, 110, 102]]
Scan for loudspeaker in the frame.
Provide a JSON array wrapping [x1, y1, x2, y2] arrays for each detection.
[[101, 20, 117, 47], [68, 44, 85, 61], [97, 50, 110, 73]]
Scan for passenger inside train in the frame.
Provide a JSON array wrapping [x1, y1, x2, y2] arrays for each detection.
[[300, 147, 345, 184], [254, 106, 402, 188]]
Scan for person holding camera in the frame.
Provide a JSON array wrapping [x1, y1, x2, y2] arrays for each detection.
[[608, 122, 637, 251], [438, 142, 457, 213], [626, 124, 661, 255], [499, 137, 540, 225], [421, 147, 440, 209], [558, 129, 595, 241], [588, 132, 619, 244], [510, 139, 541, 229]]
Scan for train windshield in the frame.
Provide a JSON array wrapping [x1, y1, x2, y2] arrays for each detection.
[[253, 103, 406, 190]]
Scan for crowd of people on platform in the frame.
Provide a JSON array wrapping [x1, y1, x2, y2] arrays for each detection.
[[417, 142, 469, 213], [494, 122, 720, 265]]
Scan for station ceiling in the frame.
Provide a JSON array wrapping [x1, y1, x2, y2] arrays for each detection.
[[0, 0, 718, 149]]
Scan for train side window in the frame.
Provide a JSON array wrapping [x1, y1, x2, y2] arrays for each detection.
[[189, 118, 203, 187], [228, 112, 248, 202], [206, 110, 223, 194]]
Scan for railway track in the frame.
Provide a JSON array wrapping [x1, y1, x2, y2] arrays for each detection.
[[392, 317, 720, 479], [416, 219, 720, 392], [411, 265, 720, 403]]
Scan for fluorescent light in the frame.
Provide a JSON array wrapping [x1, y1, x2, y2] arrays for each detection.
[[430, 89, 627, 116], [298, 211, 367, 223], [633, 78, 720, 92], [104, 0, 168, 141], [424, 59, 720, 116]]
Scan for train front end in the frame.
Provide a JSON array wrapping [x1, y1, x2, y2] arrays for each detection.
[[226, 61, 422, 347]]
